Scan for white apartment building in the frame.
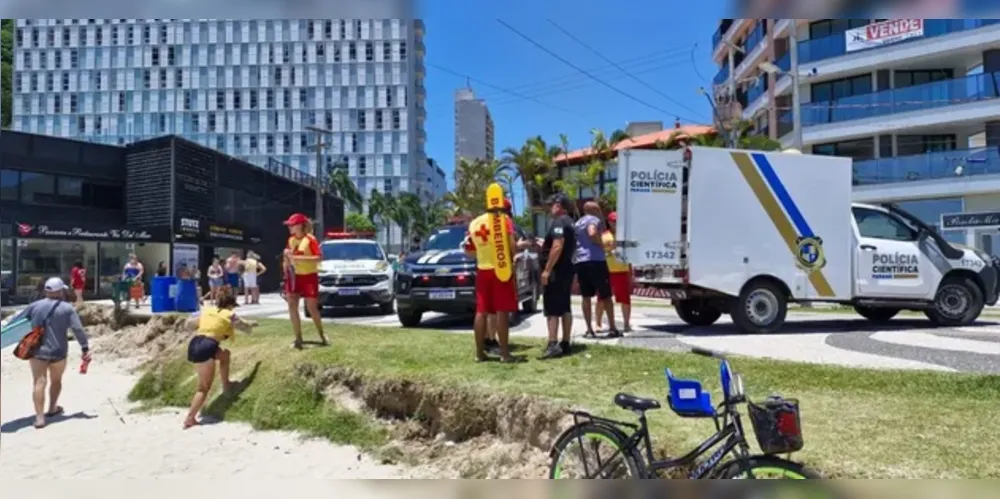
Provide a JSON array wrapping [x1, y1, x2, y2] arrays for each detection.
[[713, 18, 1000, 254], [453, 86, 494, 183], [10, 18, 428, 247], [415, 157, 447, 204]]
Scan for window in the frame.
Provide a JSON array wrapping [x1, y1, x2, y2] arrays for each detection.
[[216, 90, 225, 109], [152, 47, 160, 65], [894, 69, 954, 89], [299, 88, 307, 107], [54, 51, 62, 68], [349, 42, 356, 60], [282, 134, 291, 151], [383, 178, 393, 194], [810, 74, 872, 102], [897, 135, 957, 156], [852, 208, 916, 241], [86, 182, 123, 210], [391, 109, 400, 129], [365, 42, 374, 61], [358, 110, 366, 129], [359, 156, 367, 175], [809, 19, 870, 39], [339, 20, 346, 38], [321, 242, 384, 261], [143, 69, 151, 89], [375, 111, 383, 130], [20, 172, 57, 204], [167, 46, 176, 65], [0, 170, 19, 201], [208, 113, 217, 132], [812, 138, 874, 161], [53, 95, 61, 113], [234, 91, 242, 109], [383, 41, 391, 60], [250, 90, 258, 109], [400, 41, 407, 59], [175, 68, 183, 88], [351, 133, 358, 152], [266, 89, 274, 108], [77, 116, 85, 133], [274, 66, 282, 85], [57, 176, 84, 205]]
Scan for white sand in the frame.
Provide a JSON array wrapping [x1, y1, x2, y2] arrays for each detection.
[[0, 349, 413, 479]]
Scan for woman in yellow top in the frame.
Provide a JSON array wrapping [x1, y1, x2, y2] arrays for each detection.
[[283, 212, 328, 350], [596, 212, 633, 333], [182, 294, 257, 429]]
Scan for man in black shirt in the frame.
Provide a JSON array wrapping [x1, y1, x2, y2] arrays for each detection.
[[538, 193, 577, 359]]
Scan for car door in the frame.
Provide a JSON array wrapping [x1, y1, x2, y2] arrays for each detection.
[[513, 226, 530, 297], [852, 207, 934, 299]]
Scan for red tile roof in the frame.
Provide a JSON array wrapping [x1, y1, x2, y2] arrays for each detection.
[[555, 125, 715, 165]]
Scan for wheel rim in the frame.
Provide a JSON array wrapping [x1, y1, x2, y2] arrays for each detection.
[[936, 284, 971, 319], [745, 289, 779, 326], [730, 466, 808, 479], [552, 432, 634, 479]]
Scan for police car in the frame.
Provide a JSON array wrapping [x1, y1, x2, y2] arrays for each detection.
[[394, 221, 541, 327], [312, 232, 395, 315]]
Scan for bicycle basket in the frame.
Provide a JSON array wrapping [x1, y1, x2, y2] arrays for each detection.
[[747, 396, 803, 455]]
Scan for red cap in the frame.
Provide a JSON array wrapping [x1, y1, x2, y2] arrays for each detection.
[[503, 198, 512, 211], [283, 213, 310, 226], [607, 212, 618, 223]]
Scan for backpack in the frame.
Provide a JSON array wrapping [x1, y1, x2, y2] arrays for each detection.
[[13, 301, 60, 360]]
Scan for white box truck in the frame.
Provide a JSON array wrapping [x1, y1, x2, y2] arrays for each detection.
[[615, 147, 1000, 334]]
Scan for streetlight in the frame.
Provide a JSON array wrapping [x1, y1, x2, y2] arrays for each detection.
[[699, 87, 738, 148], [758, 29, 803, 151], [306, 125, 333, 239]]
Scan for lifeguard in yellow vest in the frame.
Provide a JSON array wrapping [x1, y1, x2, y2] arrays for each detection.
[[462, 183, 530, 363]]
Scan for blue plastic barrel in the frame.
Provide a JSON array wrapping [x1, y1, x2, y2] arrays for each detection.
[[151, 276, 178, 313], [174, 279, 199, 312]]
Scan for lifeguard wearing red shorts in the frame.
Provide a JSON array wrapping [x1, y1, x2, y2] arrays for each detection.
[[284, 213, 320, 299], [604, 212, 631, 305], [464, 200, 517, 314]]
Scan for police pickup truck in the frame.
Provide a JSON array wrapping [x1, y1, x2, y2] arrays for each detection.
[[310, 237, 395, 315], [394, 222, 541, 327]]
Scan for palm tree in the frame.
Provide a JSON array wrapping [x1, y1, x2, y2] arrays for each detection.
[[446, 158, 508, 216], [391, 192, 423, 246], [410, 198, 449, 240], [367, 189, 396, 249], [326, 164, 363, 212], [663, 120, 779, 151]]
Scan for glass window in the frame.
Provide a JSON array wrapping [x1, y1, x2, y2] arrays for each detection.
[[0, 170, 19, 201], [85, 183, 124, 210], [423, 226, 466, 251], [852, 208, 917, 241], [894, 198, 964, 227], [58, 176, 85, 205], [19, 172, 57, 204], [98, 242, 131, 297], [321, 242, 385, 261], [16, 240, 97, 299]]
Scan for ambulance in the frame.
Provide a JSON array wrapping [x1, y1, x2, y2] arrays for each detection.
[[614, 147, 1000, 334]]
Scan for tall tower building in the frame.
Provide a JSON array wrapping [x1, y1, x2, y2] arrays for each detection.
[[10, 19, 427, 247], [453, 85, 494, 183]]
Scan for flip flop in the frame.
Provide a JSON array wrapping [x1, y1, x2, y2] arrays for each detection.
[[44, 406, 64, 418]]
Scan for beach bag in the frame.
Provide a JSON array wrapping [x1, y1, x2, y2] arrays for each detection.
[[13, 302, 60, 360]]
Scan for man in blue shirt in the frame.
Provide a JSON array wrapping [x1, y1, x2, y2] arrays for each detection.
[[574, 201, 619, 338]]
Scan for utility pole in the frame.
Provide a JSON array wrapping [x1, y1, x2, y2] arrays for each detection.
[[306, 125, 333, 239], [790, 26, 803, 150]]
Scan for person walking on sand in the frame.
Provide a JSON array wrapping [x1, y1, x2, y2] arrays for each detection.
[[595, 212, 633, 333], [6, 277, 91, 429], [122, 255, 144, 309], [70, 260, 86, 303], [241, 251, 267, 305], [284, 213, 328, 349], [182, 294, 257, 429]]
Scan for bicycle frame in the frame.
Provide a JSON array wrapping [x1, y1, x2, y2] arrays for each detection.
[[569, 397, 754, 479]]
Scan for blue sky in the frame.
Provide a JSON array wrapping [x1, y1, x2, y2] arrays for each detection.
[[420, 0, 724, 192]]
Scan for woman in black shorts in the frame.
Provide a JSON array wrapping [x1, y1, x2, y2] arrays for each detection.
[[183, 294, 256, 429]]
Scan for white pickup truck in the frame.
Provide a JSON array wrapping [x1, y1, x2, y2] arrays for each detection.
[[615, 147, 1000, 334]]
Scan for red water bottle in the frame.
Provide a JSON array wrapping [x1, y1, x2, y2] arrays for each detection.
[[80, 357, 90, 374]]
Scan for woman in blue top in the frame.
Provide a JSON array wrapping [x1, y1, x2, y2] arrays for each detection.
[[122, 254, 145, 309]]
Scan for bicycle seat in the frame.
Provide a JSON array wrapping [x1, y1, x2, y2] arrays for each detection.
[[614, 393, 662, 411]]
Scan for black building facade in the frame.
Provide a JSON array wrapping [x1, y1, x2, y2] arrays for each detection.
[[1, 131, 343, 304]]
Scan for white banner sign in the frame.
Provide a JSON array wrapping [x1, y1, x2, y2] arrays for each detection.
[[845, 19, 924, 53]]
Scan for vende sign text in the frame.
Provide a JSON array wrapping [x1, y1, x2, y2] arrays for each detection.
[[845, 19, 924, 53]]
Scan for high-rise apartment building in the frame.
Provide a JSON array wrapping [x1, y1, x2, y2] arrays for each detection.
[[453, 86, 494, 182], [414, 157, 447, 204], [10, 19, 427, 247], [712, 18, 1000, 253]]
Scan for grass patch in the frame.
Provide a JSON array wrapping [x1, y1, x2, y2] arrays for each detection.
[[131, 319, 1000, 478]]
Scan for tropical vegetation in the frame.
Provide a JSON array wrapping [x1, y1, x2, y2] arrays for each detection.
[[2, 19, 12, 129]]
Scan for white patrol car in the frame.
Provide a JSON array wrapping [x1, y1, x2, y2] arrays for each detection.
[[314, 238, 396, 314]]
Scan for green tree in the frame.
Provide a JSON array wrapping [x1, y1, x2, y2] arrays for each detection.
[[2, 19, 13, 129], [345, 212, 376, 233], [390, 192, 423, 245], [663, 120, 780, 151], [367, 189, 396, 248], [409, 198, 449, 240], [446, 158, 509, 216], [325, 164, 363, 212]]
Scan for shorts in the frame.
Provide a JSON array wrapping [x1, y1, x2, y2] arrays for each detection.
[[72, 282, 85, 291], [243, 273, 258, 289], [610, 271, 632, 305], [289, 272, 319, 299], [475, 268, 518, 314], [543, 269, 574, 317], [187, 335, 220, 363], [209, 277, 224, 287], [575, 261, 612, 299], [226, 273, 241, 288]]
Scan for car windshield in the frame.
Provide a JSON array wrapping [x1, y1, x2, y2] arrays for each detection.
[[321, 242, 384, 261], [423, 226, 467, 251]]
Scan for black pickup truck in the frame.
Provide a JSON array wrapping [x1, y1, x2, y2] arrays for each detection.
[[394, 223, 540, 327]]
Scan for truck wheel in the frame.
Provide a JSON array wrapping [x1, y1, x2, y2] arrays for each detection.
[[398, 309, 423, 328], [854, 305, 899, 323], [674, 299, 723, 326], [925, 277, 984, 327], [731, 280, 788, 334]]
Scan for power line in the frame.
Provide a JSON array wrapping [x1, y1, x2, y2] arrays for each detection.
[[689, 43, 710, 84], [547, 19, 711, 123], [489, 57, 692, 107], [496, 19, 703, 124], [427, 62, 589, 119], [476, 45, 697, 99]]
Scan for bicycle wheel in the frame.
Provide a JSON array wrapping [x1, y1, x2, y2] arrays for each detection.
[[548, 423, 645, 479], [716, 455, 822, 479]]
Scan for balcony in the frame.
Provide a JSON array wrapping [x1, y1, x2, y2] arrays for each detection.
[[801, 71, 1000, 127], [853, 147, 1000, 186], [713, 19, 735, 53], [714, 65, 729, 85], [799, 19, 1000, 65], [746, 73, 768, 106]]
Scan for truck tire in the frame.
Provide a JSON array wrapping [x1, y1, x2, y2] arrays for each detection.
[[398, 309, 423, 328], [674, 299, 723, 326], [854, 305, 899, 323], [925, 277, 984, 327], [730, 280, 788, 334]]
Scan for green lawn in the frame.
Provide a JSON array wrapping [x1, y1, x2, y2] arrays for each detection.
[[130, 319, 1000, 478]]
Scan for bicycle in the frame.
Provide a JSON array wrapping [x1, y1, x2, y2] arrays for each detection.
[[548, 347, 821, 479]]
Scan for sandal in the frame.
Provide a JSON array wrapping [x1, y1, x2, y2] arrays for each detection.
[[583, 330, 597, 339], [606, 329, 623, 339], [45, 406, 64, 418]]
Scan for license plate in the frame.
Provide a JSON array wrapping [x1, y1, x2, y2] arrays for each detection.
[[428, 290, 456, 300], [337, 289, 361, 296]]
